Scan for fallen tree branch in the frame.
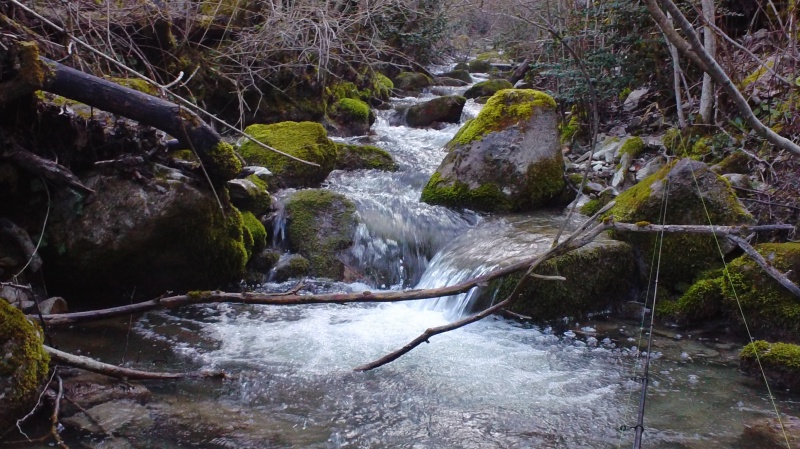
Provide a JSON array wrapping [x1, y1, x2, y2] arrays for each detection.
[[34, 222, 793, 328], [44, 346, 222, 380], [0, 218, 43, 273], [728, 234, 800, 299], [3, 143, 95, 196]]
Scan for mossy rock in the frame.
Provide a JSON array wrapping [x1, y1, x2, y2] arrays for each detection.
[[374, 73, 394, 101], [227, 176, 271, 216], [329, 98, 375, 137], [602, 158, 753, 288], [491, 241, 637, 321], [44, 175, 248, 305], [421, 89, 563, 213], [393, 72, 433, 93], [405, 95, 466, 127], [272, 254, 311, 282], [0, 299, 50, 434], [467, 59, 492, 73], [618, 136, 645, 159], [464, 79, 514, 99], [285, 189, 357, 280], [560, 112, 582, 144], [665, 270, 725, 323], [438, 69, 472, 83], [723, 243, 800, 340], [240, 210, 267, 256], [335, 143, 397, 171], [580, 189, 615, 216], [239, 122, 337, 189], [741, 340, 800, 391], [454, 62, 469, 71], [712, 151, 750, 174]]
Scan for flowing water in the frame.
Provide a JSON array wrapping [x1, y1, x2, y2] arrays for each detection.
[[50, 82, 800, 448]]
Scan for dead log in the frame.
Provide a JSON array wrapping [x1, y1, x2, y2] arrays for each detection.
[[36, 56, 241, 183], [44, 345, 223, 380], [507, 58, 531, 85]]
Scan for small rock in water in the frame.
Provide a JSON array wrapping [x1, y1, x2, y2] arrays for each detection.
[[586, 336, 598, 347], [680, 352, 690, 361], [688, 374, 699, 384], [563, 330, 576, 338]]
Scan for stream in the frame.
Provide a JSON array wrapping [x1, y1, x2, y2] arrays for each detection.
[[50, 79, 800, 448]]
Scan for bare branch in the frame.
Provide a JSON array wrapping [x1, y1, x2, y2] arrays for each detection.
[[728, 235, 800, 299]]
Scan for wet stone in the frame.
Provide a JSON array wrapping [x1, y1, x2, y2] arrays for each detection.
[[62, 400, 153, 435]]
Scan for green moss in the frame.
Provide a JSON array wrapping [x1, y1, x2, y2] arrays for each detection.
[[335, 143, 397, 171], [187, 290, 213, 300], [467, 59, 493, 73], [560, 112, 581, 144], [714, 151, 750, 174], [420, 172, 512, 212], [240, 210, 267, 255], [494, 241, 636, 320], [603, 159, 753, 287], [0, 300, 50, 432], [672, 273, 725, 322], [285, 189, 357, 279], [18, 41, 50, 88], [449, 89, 556, 146], [741, 340, 800, 368], [464, 79, 514, 99], [334, 98, 371, 121], [374, 73, 394, 100], [741, 60, 774, 89], [722, 243, 800, 338], [393, 72, 433, 91], [239, 121, 337, 188], [619, 136, 645, 158], [172, 149, 199, 162], [521, 154, 566, 210], [206, 141, 243, 183], [580, 189, 614, 216], [110, 77, 159, 96]]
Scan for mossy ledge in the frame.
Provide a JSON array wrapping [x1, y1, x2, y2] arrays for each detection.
[[420, 171, 512, 212], [741, 340, 800, 391], [0, 299, 50, 434]]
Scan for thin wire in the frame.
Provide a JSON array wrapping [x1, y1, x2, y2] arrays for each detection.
[[14, 180, 50, 278], [685, 161, 792, 449]]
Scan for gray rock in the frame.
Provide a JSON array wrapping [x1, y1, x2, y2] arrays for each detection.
[[434, 77, 468, 87], [62, 400, 153, 435], [405, 95, 466, 128], [228, 178, 271, 215], [635, 156, 665, 181], [38, 296, 68, 314], [623, 87, 650, 111], [271, 254, 311, 282]]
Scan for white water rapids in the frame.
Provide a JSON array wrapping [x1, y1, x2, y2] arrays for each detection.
[[57, 81, 800, 448]]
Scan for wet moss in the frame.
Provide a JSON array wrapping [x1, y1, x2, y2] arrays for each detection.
[[285, 189, 357, 279], [520, 155, 566, 210], [580, 189, 615, 216], [0, 299, 50, 433], [560, 112, 581, 144], [374, 73, 394, 101], [240, 210, 267, 255], [449, 89, 556, 147], [740, 340, 800, 391], [109, 77, 159, 96], [206, 141, 243, 183], [334, 98, 371, 122], [239, 121, 337, 188], [493, 241, 636, 321], [420, 172, 512, 212], [672, 272, 725, 322], [335, 143, 397, 171]]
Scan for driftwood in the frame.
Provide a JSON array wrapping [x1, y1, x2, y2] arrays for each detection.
[[3, 143, 95, 196], [44, 345, 222, 380]]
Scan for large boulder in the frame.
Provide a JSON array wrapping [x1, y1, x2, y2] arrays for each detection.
[[285, 189, 357, 280], [740, 340, 800, 392], [464, 79, 513, 99], [437, 69, 472, 83], [603, 158, 754, 288], [1, 299, 50, 435], [489, 241, 637, 321], [393, 72, 433, 93], [421, 89, 565, 213], [405, 95, 466, 128], [239, 121, 338, 189], [44, 175, 249, 305], [467, 59, 492, 73], [328, 98, 375, 137]]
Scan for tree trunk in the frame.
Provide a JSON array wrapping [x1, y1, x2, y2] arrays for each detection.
[[508, 58, 531, 85], [698, 0, 715, 124]]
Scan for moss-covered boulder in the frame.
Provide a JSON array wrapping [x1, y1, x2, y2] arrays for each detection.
[[405, 95, 466, 128], [240, 210, 267, 256], [421, 89, 565, 213], [271, 254, 311, 282], [467, 59, 492, 73], [603, 158, 753, 288], [464, 79, 514, 99], [329, 98, 375, 137], [285, 189, 357, 280], [239, 122, 337, 189], [44, 175, 248, 305], [393, 72, 433, 93], [491, 241, 637, 321], [335, 143, 397, 171], [227, 176, 271, 216], [741, 341, 800, 392], [1, 299, 50, 435], [437, 69, 472, 83]]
